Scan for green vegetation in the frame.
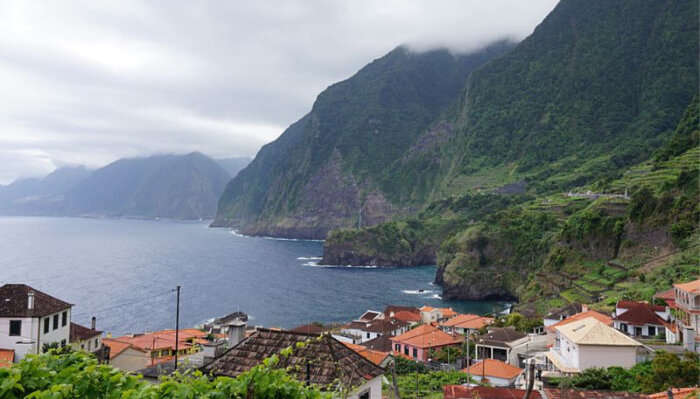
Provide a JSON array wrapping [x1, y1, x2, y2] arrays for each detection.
[[0, 351, 329, 399], [560, 351, 699, 394], [385, 370, 470, 399]]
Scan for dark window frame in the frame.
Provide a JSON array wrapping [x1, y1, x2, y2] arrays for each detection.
[[53, 314, 59, 330], [9, 320, 21, 336], [61, 311, 67, 327], [44, 317, 50, 334]]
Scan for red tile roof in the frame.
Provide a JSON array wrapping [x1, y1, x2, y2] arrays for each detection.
[[393, 310, 421, 322], [103, 328, 207, 358], [0, 349, 14, 368], [647, 387, 699, 399], [390, 324, 463, 349], [441, 314, 494, 330], [654, 288, 677, 308], [343, 342, 390, 366], [546, 310, 612, 333], [464, 358, 523, 380], [617, 300, 665, 312], [444, 385, 541, 399], [614, 303, 667, 326], [674, 279, 700, 294], [544, 388, 647, 398], [69, 322, 102, 342]]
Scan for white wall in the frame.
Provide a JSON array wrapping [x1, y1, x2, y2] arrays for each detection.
[[556, 335, 580, 370], [347, 375, 382, 399], [111, 347, 151, 371], [577, 345, 637, 370], [471, 375, 515, 387]]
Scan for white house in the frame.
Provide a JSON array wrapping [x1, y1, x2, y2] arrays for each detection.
[[419, 306, 457, 324], [0, 284, 72, 363], [546, 317, 644, 374], [69, 317, 102, 353], [613, 301, 668, 339], [543, 303, 583, 327], [672, 280, 700, 353], [339, 318, 408, 344], [464, 358, 524, 387]]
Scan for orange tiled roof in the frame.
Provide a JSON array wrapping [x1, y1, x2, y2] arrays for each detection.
[[441, 314, 493, 330], [393, 310, 422, 322], [0, 349, 14, 368], [674, 280, 700, 294], [546, 310, 612, 333], [343, 342, 390, 366], [104, 328, 208, 356], [464, 358, 523, 380], [391, 324, 463, 348], [647, 387, 698, 399], [102, 338, 139, 359], [420, 306, 457, 318]]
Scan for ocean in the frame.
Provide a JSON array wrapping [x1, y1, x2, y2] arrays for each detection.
[[0, 217, 503, 335]]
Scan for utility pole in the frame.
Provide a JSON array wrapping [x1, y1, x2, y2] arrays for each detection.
[[465, 332, 471, 382], [174, 285, 181, 371]]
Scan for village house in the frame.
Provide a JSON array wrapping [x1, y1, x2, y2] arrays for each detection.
[[103, 328, 208, 372], [384, 305, 421, 325], [544, 309, 613, 348], [545, 317, 644, 374], [440, 313, 493, 336], [0, 284, 72, 363], [463, 358, 524, 387], [419, 305, 457, 323], [338, 318, 408, 344], [69, 317, 102, 353], [361, 335, 393, 352], [390, 324, 463, 362], [474, 327, 528, 364], [670, 280, 700, 353], [200, 311, 247, 336], [203, 328, 384, 399], [612, 300, 669, 339], [543, 303, 583, 327]]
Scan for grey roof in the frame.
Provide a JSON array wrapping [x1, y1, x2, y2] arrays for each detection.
[[477, 327, 527, 348], [0, 284, 72, 318], [202, 328, 384, 388]]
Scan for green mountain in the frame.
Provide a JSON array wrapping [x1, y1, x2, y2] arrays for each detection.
[[66, 152, 231, 219], [321, 0, 698, 307], [213, 41, 516, 238]]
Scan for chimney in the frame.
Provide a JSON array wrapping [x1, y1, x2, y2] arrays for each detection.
[[91, 316, 96, 330], [227, 319, 246, 347], [581, 304, 589, 312], [27, 291, 35, 310]]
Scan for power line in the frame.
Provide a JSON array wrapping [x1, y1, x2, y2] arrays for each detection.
[[71, 288, 176, 319]]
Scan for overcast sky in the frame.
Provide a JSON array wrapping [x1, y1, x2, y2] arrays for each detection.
[[0, 0, 558, 184]]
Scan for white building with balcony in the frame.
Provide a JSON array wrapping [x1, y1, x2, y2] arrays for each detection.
[[545, 317, 643, 374]]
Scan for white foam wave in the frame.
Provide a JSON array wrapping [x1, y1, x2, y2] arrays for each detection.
[[302, 261, 378, 269], [230, 230, 324, 242], [431, 294, 442, 300], [297, 256, 323, 260], [401, 289, 434, 295]]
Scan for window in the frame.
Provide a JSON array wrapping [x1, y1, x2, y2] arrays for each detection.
[[62, 311, 67, 327], [44, 317, 50, 334], [9, 320, 21, 336], [412, 348, 418, 358], [94, 338, 99, 348], [60, 339, 66, 347], [395, 344, 400, 352], [366, 332, 370, 338], [81, 344, 85, 350], [359, 391, 370, 399], [648, 326, 656, 336], [53, 314, 59, 330], [404, 346, 409, 356]]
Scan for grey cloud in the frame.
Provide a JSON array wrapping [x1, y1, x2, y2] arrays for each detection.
[[0, 0, 558, 183]]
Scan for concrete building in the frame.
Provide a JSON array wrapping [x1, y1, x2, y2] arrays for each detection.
[[390, 324, 463, 362], [0, 284, 72, 363], [440, 314, 493, 336], [69, 318, 102, 353], [612, 301, 669, 339], [545, 317, 643, 374], [419, 306, 457, 323], [474, 327, 528, 364], [672, 280, 700, 353]]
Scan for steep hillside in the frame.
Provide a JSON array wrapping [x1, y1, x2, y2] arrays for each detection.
[[322, 0, 698, 305], [65, 152, 230, 219], [216, 157, 251, 178], [213, 42, 515, 239]]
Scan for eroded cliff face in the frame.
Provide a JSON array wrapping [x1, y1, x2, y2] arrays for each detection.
[[236, 151, 402, 239]]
